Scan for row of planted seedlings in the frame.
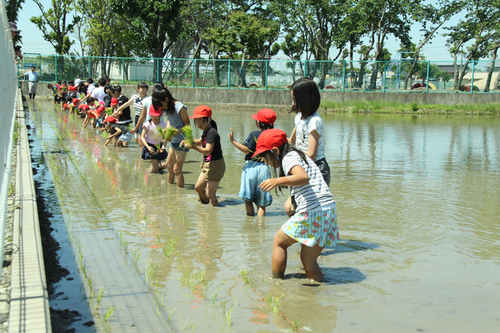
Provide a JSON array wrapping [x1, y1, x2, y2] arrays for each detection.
[[36, 102, 302, 332], [37, 125, 116, 332], [37, 103, 200, 330]]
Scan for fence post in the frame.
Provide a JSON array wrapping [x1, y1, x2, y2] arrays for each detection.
[[382, 61, 387, 93], [304, 61, 307, 78], [157, 58, 161, 83], [88, 56, 91, 78], [471, 60, 475, 93], [342, 60, 346, 92], [192, 58, 196, 88], [122, 57, 125, 85], [55, 55, 58, 83], [426, 61, 430, 93], [265, 59, 269, 90], [228, 59, 231, 89]]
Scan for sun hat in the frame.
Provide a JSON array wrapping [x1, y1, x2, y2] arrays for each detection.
[[251, 108, 276, 125], [111, 98, 118, 106], [9, 22, 20, 33], [72, 98, 79, 105], [190, 105, 212, 119], [103, 116, 117, 123], [252, 129, 287, 158], [149, 105, 162, 117], [99, 101, 105, 105]]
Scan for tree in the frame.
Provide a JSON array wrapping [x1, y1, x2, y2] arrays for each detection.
[[418, 63, 440, 83], [109, 0, 184, 82], [30, 0, 80, 55], [358, 0, 413, 90], [403, 0, 466, 89], [6, 0, 25, 23], [271, 0, 352, 88], [206, 9, 279, 87], [444, 0, 499, 89]]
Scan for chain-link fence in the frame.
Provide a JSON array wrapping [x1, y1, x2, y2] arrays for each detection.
[[17, 54, 500, 93]]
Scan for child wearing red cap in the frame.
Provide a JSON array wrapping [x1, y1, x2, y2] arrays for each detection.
[[228, 108, 276, 216], [254, 128, 338, 282], [182, 105, 225, 206], [140, 105, 168, 173], [102, 116, 122, 146]]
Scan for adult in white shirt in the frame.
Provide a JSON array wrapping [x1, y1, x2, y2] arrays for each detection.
[[18, 66, 41, 100]]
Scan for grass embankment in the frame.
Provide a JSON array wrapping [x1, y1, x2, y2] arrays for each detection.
[[321, 100, 500, 115]]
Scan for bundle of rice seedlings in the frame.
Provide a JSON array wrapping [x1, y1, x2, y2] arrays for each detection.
[[101, 131, 109, 138], [105, 107, 113, 115], [162, 127, 178, 141], [181, 125, 193, 145]]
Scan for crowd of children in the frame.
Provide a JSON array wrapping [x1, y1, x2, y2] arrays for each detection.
[[45, 76, 339, 282]]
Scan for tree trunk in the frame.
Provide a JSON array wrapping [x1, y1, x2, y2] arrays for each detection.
[[484, 46, 499, 92]]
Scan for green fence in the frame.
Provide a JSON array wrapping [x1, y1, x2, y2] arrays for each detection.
[[17, 54, 500, 93]]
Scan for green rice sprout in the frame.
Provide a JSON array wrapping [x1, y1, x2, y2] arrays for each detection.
[[225, 298, 237, 327], [105, 107, 113, 115], [239, 268, 254, 287], [104, 306, 115, 321], [181, 125, 193, 145], [266, 293, 283, 314]]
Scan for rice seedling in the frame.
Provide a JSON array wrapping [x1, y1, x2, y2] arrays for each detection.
[[168, 308, 176, 323], [104, 306, 115, 321], [145, 261, 157, 285], [178, 310, 195, 332], [239, 268, 254, 288], [181, 125, 193, 146], [266, 293, 283, 315], [95, 288, 106, 310], [224, 298, 237, 327], [292, 318, 300, 332], [181, 268, 206, 291]]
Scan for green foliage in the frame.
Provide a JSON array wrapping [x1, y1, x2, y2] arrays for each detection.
[[30, 0, 80, 55]]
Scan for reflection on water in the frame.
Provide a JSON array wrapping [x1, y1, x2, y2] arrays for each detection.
[[29, 102, 500, 332]]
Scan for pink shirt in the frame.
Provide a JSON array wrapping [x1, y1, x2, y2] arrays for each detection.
[[142, 120, 167, 144]]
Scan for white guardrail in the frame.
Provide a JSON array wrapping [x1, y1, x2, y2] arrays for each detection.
[[0, 1, 19, 271]]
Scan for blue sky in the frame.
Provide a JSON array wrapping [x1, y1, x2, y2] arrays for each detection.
[[16, 0, 462, 62]]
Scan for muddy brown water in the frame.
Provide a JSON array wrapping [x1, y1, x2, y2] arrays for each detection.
[[27, 101, 500, 332]]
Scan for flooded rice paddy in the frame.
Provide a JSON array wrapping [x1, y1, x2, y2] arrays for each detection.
[[27, 101, 500, 332]]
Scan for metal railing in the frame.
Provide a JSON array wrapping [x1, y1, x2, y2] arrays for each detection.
[[17, 53, 500, 93]]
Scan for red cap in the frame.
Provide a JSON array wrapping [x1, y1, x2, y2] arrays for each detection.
[[111, 98, 118, 106], [252, 129, 287, 158], [149, 105, 162, 117], [96, 106, 105, 115], [251, 108, 276, 125], [103, 116, 117, 123], [190, 105, 212, 119], [63, 103, 68, 109], [81, 104, 90, 110], [72, 98, 79, 105]]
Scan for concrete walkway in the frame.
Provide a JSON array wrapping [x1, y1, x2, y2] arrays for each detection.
[[8, 92, 51, 332]]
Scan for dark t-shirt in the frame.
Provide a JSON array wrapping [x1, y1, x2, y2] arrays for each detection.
[[117, 95, 132, 125], [242, 130, 264, 160], [103, 95, 111, 108], [202, 127, 223, 162]]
